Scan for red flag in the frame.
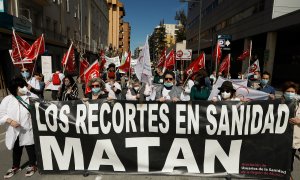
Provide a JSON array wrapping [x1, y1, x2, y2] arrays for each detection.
[[219, 54, 231, 73], [99, 50, 106, 72], [84, 61, 100, 94], [12, 30, 31, 63], [185, 52, 205, 75], [24, 34, 45, 61], [118, 52, 131, 72], [212, 42, 222, 64], [79, 58, 90, 82], [61, 43, 76, 73], [157, 48, 166, 68], [237, 49, 250, 61], [164, 49, 175, 70]]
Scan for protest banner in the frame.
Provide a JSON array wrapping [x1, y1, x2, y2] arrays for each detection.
[[30, 99, 294, 179]]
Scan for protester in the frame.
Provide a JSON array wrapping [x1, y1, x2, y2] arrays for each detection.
[[58, 75, 79, 101], [212, 81, 240, 101], [280, 81, 300, 179], [27, 72, 43, 98], [0, 77, 38, 178], [102, 63, 120, 82], [153, 67, 164, 84], [126, 78, 151, 101], [180, 74, 194, 101], [85, 78, 108, 100], [105, 73, 122, 100], [199, 69, 212, 90], [38, 73, 45, 99], [209, 70, 217, 85], [155, 70, 182, 102], [190, 73, 210, 100], [257, 71, 275, 99], [48, 69, 64, 100], [249, 71, 261, 89]]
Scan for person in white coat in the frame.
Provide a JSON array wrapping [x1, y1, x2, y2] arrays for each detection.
[[0, 77, 38, 178]]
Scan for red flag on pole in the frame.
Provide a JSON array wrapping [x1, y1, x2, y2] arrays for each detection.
[[157, 47, 167, 68], [237, 49, 250, 61], [185, 52, 205, 75], [164, 49, 175, 70], [12, 29, 31, 63], [212, 41, 222, 64], [79, 58, 90, 82], [99, 49, 106, 72], [118, 51, 131, 72], [84, 61, 100, 94], [24, 34, 45, 61], [219, 54, 231, 74], [61, 43, 76, 73]]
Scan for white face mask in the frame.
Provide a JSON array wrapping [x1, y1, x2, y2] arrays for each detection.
[[221, 92, 231, 99], [18, 86, 28, 95], [134, 87, 140, 91]]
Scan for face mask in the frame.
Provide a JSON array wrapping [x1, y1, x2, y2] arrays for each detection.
[[21, 72, 30, 79], [284, 92, 295, 100], [134, 87, 140, 91], [221, 92, 231, 99], [164, 82, 173, 88], [261, 79, 269, 86], [18, 86, 28, 95], [92, 87, 101, 94]]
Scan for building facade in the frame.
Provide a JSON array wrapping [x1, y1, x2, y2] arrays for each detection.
[[0, 0, 109, 97], [186, 0, 300, 85], [122, 21, 130, 53], [106, 0, 126, 53]]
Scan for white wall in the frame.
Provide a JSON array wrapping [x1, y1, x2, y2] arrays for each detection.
[[272, 0, 300, 19]]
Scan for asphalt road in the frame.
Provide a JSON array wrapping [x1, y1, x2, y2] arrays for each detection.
[[0, 90, 299, 180]]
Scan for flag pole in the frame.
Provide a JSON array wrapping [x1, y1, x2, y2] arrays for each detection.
[[227, 53, 231, 79], [30, 34, 44, 79], [247, 40, 252, 80], [214, 43, 218, 75], [12, 28, 24, 68], [63, 41, 73, 74]]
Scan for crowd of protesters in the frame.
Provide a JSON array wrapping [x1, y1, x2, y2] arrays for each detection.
[[0, 63, 299, 179]]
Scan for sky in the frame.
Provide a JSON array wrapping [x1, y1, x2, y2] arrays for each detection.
[[121, 0, 187, 51]]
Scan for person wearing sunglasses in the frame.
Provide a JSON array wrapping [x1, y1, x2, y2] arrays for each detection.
[[85, 78, 108, 100], [215, 81, 240, 101], [155, 70, 182, 102], [58, 75, 78, 101], [105, 73, 122, 100], [0, 77, 38, 178]]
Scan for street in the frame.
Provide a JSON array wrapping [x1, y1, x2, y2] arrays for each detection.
[[0, 90, 299, 180]]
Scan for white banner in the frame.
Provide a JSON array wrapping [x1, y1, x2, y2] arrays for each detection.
[[208, 77, 269, 101], [105, 56, 120, 68]]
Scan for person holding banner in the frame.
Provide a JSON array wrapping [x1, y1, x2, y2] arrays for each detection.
[[105, 73, 122, 100], [58, 75, 79, 101], [155, 70, 182, 102], [85, 78, 108, 100], [0, 77, 38, 178], [282, 81, 300, 177], [257, 71, 275, 100], [212, 81, 240, 101], [102, 63, 120, 82], [126, 77, 151, 101], [180, 74, 194, 101], [153, 67, 164, 84], [190, 73, 210, 101]]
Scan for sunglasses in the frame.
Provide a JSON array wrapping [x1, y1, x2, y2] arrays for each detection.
[[165, 78, 173, 81], [21, 70, 29, 73], [220, 90, 231, 93], [91, 84, 100, 88]]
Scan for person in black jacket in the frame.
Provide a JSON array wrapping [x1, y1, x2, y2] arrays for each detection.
[[58, 75, 78, 101]]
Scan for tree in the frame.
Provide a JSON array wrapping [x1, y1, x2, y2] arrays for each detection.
[[174, 9, 187, 43], [149, 19, 167, 64]]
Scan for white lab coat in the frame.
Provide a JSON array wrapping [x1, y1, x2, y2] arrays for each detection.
[[180, 79, 194, 101], [105, 82, 121, 100], [0, 93, 37, 150]]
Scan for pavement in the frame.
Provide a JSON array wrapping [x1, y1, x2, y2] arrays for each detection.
[[0, 89, 299, 180]]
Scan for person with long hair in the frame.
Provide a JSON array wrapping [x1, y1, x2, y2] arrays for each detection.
[[190, 73, 210, 101], [58, 75, 79, 101], [0, 77, 38, 178]]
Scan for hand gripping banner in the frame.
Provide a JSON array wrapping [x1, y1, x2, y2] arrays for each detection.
[[30, 99, 295, 179]]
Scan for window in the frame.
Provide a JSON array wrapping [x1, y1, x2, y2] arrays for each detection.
[[66, 0, 70, 13], [53, 21, 57, 36], [46, 17, 51, 30]]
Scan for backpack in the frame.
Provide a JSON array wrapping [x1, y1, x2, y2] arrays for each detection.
[[52, 73, 61, 85]]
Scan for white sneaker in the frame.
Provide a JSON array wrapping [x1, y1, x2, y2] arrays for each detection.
[[4, 167, 21, 179], [25, 166, 37, 177]]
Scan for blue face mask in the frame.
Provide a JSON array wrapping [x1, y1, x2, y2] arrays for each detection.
[[261, 79, 269, 86], [92, 87, 101, 94], [164, 82, 173, 88], [21, 72, 30, 79], [284, 92, 295, 100]]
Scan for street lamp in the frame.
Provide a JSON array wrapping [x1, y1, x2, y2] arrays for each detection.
[[180, 0, 202, 56]]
